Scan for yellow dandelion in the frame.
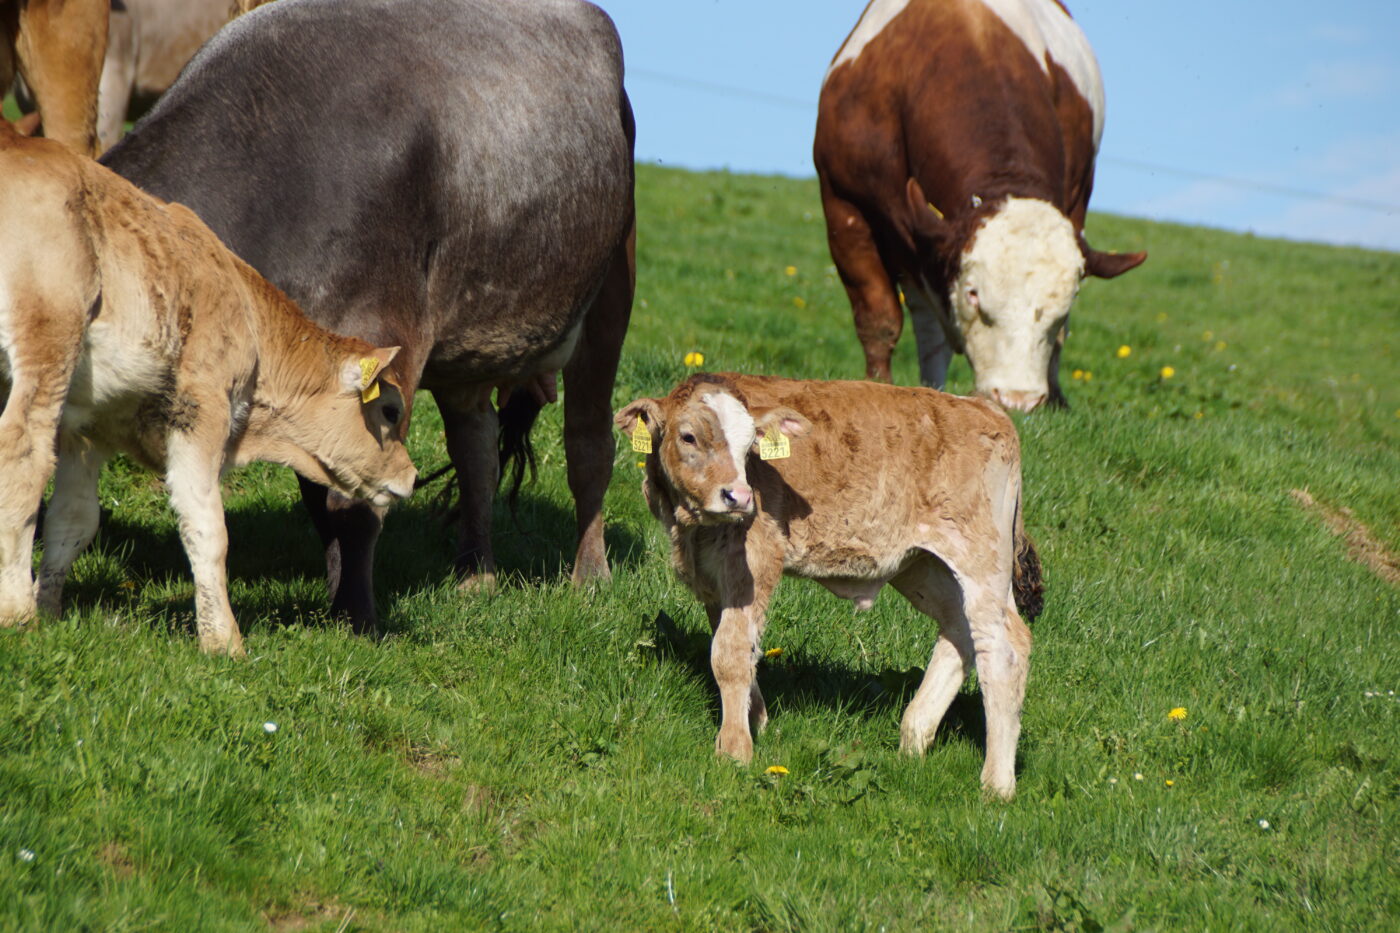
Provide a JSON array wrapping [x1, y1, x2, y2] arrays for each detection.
[[1215, 340, 1227, 351], [1202, 330, 1214, 341], [1155, 312, 1168, 323], [764, 647, 783, 658], [1160, 366, 1175, 380], [1116, 345, 1131, 358], [1083, 370, 1093, 381], [765, 765, 789, 776], [1193, 411, 1204, 420], [1165, 779, 1175, 787], [793, 296, 807, 309], [636, 460, 645, 469], [683, 351, 705, 367], [784, 265, 798, 277], [1072, 369, 1085, 381], [1168, 707, 1188, 721]]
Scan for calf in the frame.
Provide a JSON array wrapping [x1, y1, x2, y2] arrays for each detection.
[[2, 0, 108, 155], [0, 121, 416, 656], [617, 373, 1042, 799]]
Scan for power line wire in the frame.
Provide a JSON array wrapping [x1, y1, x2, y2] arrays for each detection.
[[626, 67, 1400, 215]]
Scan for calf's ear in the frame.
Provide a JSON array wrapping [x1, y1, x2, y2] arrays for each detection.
[[614, 398, 664, 435], [340, 346, 401, 395], [752, 407, 811, 441]]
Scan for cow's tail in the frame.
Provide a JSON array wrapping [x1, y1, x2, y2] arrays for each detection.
[[1011, 489, 1044, 621], [498, 390, 542, 511]]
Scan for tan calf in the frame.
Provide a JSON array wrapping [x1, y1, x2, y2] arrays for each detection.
[[618, 373, 1042, 799], [0, 121, 416, 655], [2, 0, 108, 155]]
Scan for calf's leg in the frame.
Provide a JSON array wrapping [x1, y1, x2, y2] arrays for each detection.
[[563, 223, 634, 583], [891, 556, 975, 753], [166, 425, 243, 657], [35, 434, 103, 616], [12, 0, 107, 155], [707, 602, 766, 735]]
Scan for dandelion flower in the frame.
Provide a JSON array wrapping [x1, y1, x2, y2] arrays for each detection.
[[1155, 312, 1168, 323], [784, 265, 798, 277], [263, 722, 278, 734], [1160, 366, 1175, 380], [765, 765, 789, 776], [1193, 411, 1204, 419], [1072, 369, 1085, 381], [1168, 707, 1188, 721], [1083, 371, 1093, 381], [683, 351, 705, 367], [1133, 772, 1144, 781], [764, 647, 783, 658], [1165, 779, 1175, 787], [636, 460, 645, 470], [1215, 340, 1227, 351], [1202, 330, 1214, 341], [1116, 345, 1131, 358], [792, 296, 807, 309]]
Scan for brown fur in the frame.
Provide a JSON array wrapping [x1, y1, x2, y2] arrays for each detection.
[[2, 0, 108, 155], [0, 121, 415, 654], [618, 373, 1041, 799]]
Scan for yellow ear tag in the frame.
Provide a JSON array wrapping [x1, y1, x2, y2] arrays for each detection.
[[358, 357, 381, 403], [758, 425, 790, 461], [927, 201, 945, 220], [630, 416, 652, 454]]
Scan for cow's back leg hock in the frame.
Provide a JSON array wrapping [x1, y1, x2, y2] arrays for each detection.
[[563, 222, 635, 583], [439, 397, 498, 590], [821, 179, 903, 382], [297, 477, 383, 634], [891, 555, 975, 753], [35, 434, 104, 616]]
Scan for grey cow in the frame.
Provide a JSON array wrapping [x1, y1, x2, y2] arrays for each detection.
[[103, 0, 636, 628]]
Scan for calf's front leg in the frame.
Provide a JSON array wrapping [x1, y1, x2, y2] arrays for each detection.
[[707, 602, 767, 735], [165, 429, 244, 657], [711, 605, 762, 762]]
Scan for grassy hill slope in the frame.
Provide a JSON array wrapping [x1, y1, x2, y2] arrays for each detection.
[[1, 163, 1396, 931]]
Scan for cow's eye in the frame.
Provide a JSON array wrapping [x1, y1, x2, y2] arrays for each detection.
[[679, 432, 697, 445], [382, 404, 401, 426]]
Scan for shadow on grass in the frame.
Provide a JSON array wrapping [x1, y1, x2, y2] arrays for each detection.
[[647, 610, 988, 754], [52, 485, 643, 637]]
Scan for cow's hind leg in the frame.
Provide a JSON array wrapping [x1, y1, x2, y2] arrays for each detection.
[[563, 223, 635, 583], [298, 477, 384, 633], [35, 434, 104, 616], [821, 179, 903, 382], [890, 555, 975, 753]]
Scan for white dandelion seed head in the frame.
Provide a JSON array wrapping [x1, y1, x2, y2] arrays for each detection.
[[1258, 819, 1270, 830], [263, 722, 278, 734], [1133, 772, 1144, 781], [18, 849, 35, 862]]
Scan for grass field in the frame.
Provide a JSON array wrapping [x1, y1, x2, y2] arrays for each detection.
[[1, 162, 1397, 931]]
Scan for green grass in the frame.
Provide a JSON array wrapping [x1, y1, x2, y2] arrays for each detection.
[[2, 163, 1397, 931]]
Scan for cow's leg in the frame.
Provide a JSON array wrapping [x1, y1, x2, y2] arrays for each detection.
[[903, 282, 954, 389], [297, 477, 383, 632], [890, 556, 975, 753], [563, 223, 635, 583], [13, 0, 107, 155], [821, 180, 902, 381], [707, 602, 766, 735], [438, 396, 498, 590], [166, 420, 244, 657], [95, 2, 135, 152], [1046, 316, 1069, 409], [967, 591, 1031, 800], [35, 434, 104, 616], [0, 303, 83, 625]]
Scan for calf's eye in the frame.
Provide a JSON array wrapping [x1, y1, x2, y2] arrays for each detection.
[[680, 432, 697, 445], [382, 404, 401, 426]]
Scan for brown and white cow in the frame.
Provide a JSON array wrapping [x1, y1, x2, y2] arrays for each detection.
[[0, 120, 416, 656], [617, 373, 1043, 799], [2, 0, 108, 155], [815, 0, 1147, 410]]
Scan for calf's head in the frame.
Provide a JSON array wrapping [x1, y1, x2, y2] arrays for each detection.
[[616, 383, 809, 525], [907, 182, 1145, 411], [278, 345, 417, 507]]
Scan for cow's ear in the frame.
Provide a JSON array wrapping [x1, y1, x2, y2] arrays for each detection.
[[341, 346, 400, 396], [614, 398, 665, 436], [1082, 239, 1147, 279], [905, 177, 951, 244], [751, 407, 811, 444]]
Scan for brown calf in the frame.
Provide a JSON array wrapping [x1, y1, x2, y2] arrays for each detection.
[[2, 0, 108, 155], [0, 121, 416, 655], [618, 373, 1042, 799]]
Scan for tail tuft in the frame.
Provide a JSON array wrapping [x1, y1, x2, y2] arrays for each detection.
[[1012, 529, 1044, 621], [497, 390, 543, 511]]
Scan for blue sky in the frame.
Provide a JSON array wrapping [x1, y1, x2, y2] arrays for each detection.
[[600, 0, 1400, 253]]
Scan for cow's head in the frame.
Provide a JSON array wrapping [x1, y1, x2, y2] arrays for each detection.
[[907, 181, 1145, 411], [616, 381, 809, 526], [289, 345, 417, 507]]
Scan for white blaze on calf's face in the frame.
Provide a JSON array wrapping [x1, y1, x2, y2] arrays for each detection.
[[661, 390, 758, 521], [951, 198, 1083, 411], [699, 391, 756, 515]]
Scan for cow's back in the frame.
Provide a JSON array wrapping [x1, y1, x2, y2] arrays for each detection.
[[103, 0, 634, 386], [816, 0, 1101, 223]]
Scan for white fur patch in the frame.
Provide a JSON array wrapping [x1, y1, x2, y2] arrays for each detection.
[[825, 0, 911, 81], [702, 392, 755, 482], [977, 0, 1105, 145], [952, 197, 1083, 395]]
